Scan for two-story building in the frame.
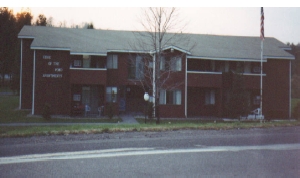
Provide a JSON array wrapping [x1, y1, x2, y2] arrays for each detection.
[[18, 26, 294, 119]]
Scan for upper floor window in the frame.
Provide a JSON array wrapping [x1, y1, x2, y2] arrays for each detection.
[[107, 54, 118, 69], [83, 55, 91, 68], [74, 59, 82, 67], [128, 55, 144, 80], [160, 56, 182, 72]]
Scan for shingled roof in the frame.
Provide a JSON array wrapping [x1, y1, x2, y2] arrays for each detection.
[[18, 25, 294, 61]]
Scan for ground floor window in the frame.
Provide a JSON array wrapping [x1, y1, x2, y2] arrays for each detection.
[[106, 87, 117, 102], [205, 90, 215, 105], [159, 89, 181, 105]]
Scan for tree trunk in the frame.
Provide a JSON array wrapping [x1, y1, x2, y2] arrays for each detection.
[[156, 98, 160, 124]]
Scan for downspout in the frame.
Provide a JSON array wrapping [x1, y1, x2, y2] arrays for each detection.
[[32, 50, 36, 115], [289, 60, 291, 118], [19, 39, 23, 109], [185, 55, 187, 118]]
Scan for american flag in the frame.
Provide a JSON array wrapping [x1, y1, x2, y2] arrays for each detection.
[[260, 7, 264, 40]]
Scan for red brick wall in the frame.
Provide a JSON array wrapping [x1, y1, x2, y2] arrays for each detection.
[[21, 39, 34, 109], [34, 50, 71, 115], [188, 73, 222, 88], [70, 69, 107, 85], [263, 59, 290, 119]]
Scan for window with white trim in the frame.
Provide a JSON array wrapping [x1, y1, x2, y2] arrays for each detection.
[[205, 90, 215, 105], [159, 56, 182, 71], [74, 60, 82, 67], [83, 55, 91, 68], [128, 55, 144, 79], [244, 62, 251, 73], [106, 87, 117, 102], [73, 94, 81, 101], [170, 57, 182, 71], [159, 89, 181, 105], [107, 54, 118, 69], [253, 96, 260, 105]]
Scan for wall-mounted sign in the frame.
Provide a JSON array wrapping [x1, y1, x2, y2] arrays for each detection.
[[42, 74, 63, 78], [42, 55, 63, 78], [43, 55, 51, 59]]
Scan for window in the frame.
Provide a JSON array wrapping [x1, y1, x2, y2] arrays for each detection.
[[159, 89, 181, 105], [224, 61, 230, 72], [73, 94, 81, 101], [107, 54, 118, 69], [83, 55, 91, 68], [160, 56, 165, 70], [253, 96, 260, 105], [205, 90, 215, 105], [159, 56, 182, 71], [106, 87, 117, 102], [253, 66, 261, 73], [74, 60, 82, 67], [170, 57, 182, 71], [244, 62, 251, 73], [128, 56, 144, 79]]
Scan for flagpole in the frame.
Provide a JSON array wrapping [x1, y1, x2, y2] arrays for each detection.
[[260, 7, 264, 119], [260, 39, 263, 118]]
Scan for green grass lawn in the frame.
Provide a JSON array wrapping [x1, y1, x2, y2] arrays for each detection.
[[0, 86, 12, 92], [291, 98, 300, 111], [0, 96, 121, 123]]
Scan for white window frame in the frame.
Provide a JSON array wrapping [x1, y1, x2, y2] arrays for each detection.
[[83, 55, 91, 68], [73, 94, 81, 101], [171, 57, 182, 71], [159, 89, 181, 105], [74, 60, 82, 67], [253, 96, 260, 105], [205, 90, 215, 105], [107, 54, 118, 69], [106, 87, 118, 102], [244, 62, 251, 73]]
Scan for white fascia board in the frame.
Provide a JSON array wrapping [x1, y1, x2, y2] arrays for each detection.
[[162, 46, 191, 55], [187, 71, 266, 76], [107, 49, 150, 54], [70, 67, 107, 71], [70, 52, 107, 56], [18, 36, 35, 39], [280, 47, 292, 50], [264, 56, 295, 60], [187, 56, 267, 62], [31, 46, 70, 51]]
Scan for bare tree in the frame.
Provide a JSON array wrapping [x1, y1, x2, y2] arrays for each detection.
[[46, 16, 54, 27], [35, 14, 47, 26], [130, 7, 195, 124]]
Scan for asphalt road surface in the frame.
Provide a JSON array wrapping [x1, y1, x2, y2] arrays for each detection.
[[0, 127, 299, 177]]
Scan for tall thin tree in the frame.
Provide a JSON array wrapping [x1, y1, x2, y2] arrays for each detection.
[[130, 7, 195, 124]]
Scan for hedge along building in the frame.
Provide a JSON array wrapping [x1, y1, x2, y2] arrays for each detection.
[[18, 26, 294, 119]]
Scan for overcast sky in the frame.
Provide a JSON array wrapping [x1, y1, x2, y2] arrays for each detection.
[[8, 5, 300, 45]]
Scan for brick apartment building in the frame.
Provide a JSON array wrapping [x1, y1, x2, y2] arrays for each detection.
[[18, 26, 294, 119]]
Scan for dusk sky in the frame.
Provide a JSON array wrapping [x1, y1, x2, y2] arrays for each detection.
[[7, 3, 300, 45]]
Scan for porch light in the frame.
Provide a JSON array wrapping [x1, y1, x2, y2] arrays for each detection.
[[144, 92, 149, 101]]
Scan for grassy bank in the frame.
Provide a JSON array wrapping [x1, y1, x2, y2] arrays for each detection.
[[1, 120, 299, 138]]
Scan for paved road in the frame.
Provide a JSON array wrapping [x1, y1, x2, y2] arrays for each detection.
[[0, 127, 299, 177]]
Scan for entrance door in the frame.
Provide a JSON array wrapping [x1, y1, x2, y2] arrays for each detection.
[[82, 86, 99, 115]]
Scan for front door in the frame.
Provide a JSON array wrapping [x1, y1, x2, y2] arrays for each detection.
[[82, 86, 99, 115]]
